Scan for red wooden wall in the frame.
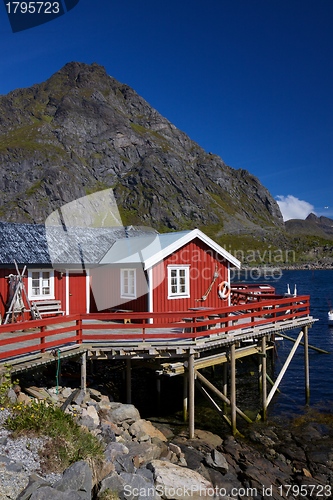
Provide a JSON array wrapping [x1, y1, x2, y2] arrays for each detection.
[[0, 268, 66, 319], [152, 238, 229, 315]]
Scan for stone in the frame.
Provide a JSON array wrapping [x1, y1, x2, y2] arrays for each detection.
[[7, 388, 17, 403], [204, 449, 229, 474], [100, 422, 116, 444], [104, 442, 130, 463], [54, 460, 92, 500], [78, 414, 96, 431], [61, 387, 73, 399], [129, 419, 167, 442], [147, 460, 213, 500], [17, 474, 50, 500], [119, 471, 158, 499], [126, 441, 163, 467], [192, 430, 223, 449], [82, 405, 100, 428], [98, 471, 126, 498], [72, 389, 86, 406], [114, 454, 136, 474], [30, 486, 83, 499], [106, 403, 141, 425]]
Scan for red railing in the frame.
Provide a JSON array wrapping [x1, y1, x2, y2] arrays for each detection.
[[0, 296, 311, 362]]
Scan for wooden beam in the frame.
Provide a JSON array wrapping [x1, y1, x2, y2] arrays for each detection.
[[81, 351, 86, 393], [183, 372, 188, 422], [195, 380, 232, 427], [265, 329, 304, 408], [304, 326, 310, 405], [126, 358, 131, 404], [195, 370, 252, 423], [279, 333, 329, 354], [188, 352, 195, 439], [230, 344, 237, 435], [261, 336, 267, 421]]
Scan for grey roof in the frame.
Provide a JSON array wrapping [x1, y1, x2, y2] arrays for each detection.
[[0, 224, 240, 270], [0, 222, 156, 267], [100, 229, 241, 270], [99, 231, 192, 267]]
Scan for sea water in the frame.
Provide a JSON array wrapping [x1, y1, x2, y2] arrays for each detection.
[[243, 269, 333, 417]]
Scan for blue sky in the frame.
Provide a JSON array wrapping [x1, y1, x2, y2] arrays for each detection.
[[1, 0, 332, 221]]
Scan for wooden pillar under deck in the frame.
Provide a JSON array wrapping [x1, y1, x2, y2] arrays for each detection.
[[126, 359, 131, 404], [304, 326, 310, 405], [230, 343, 236, 435], [183, 372, 188, 422], [222, 361, 228, 412], [188, 352, 195, 439], [81, 352, 87, 393], [261, 336, 267, 420]]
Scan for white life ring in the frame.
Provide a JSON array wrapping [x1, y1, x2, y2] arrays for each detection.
[[218, 281, 231, 300]]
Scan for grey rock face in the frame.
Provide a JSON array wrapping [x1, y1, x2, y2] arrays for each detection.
[[0, 62, 283, 245]]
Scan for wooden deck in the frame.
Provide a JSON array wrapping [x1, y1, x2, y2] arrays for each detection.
[[0, 295, 319, 436], [0, 295, 316, 374]]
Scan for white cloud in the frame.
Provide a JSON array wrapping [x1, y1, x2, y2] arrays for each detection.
[[276, 195, 315, 222]]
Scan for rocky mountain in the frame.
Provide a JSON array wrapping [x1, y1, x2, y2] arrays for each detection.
[[0, 62, 284, 245], [286, 213, 333, 240]]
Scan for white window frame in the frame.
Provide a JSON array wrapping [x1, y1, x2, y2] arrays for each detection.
[[28, 269, 55, 300], [120, 269, 137, 299], [168, 265, 190, 299]]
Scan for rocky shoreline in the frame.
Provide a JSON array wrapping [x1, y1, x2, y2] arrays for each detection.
[[0, 386, 332, 499]]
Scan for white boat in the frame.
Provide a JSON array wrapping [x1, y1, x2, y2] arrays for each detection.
[[328, 310, 333, 326]]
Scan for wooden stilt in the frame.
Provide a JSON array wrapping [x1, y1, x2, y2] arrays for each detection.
[[222, 361, 228, 413], [304, 326, 310, 405], [188, 351, 195, 439], [81, 352, 87, 393], [230, 344, 237, 435], [258, 349, 263, 393], [261, 336, 267, 421], [183, 372, 188, 422], [126, 358, 131, 404]]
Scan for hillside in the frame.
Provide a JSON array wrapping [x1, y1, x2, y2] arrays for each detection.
[[0, 62, 283, 246], [286, 213, 333, 240], [284, 213, 333, 268]]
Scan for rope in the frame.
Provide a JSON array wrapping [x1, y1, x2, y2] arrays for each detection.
[[196, 264, 219, 301]]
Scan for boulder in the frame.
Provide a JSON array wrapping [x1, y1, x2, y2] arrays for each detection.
[[81, 405, 100, 429], [129, 419, 167, 442], [119, 472, 158, 500], [104, 442, 130, 463], [106, 403, 141, 424], [147, 460, 213, 500], [126, 441, 164, 467], [29, 487, 83, 499], [98, 471, 126, 499], [54, 460, 92, 500], [17, 474, 50, 500], [204, 449, 229, 474]]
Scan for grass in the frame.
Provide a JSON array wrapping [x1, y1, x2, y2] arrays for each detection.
[[4, 400, 104, 472]]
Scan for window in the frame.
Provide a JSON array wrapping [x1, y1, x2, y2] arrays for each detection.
[[121, 269, 136, 298], [28, 270, 54, 300], [168, 266, 190, 298]]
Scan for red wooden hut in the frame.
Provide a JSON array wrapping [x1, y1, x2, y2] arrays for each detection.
[[0, 223, 240, 320]]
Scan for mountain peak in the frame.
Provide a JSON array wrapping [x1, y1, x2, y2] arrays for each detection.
[[0, 62, 283, 243]]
